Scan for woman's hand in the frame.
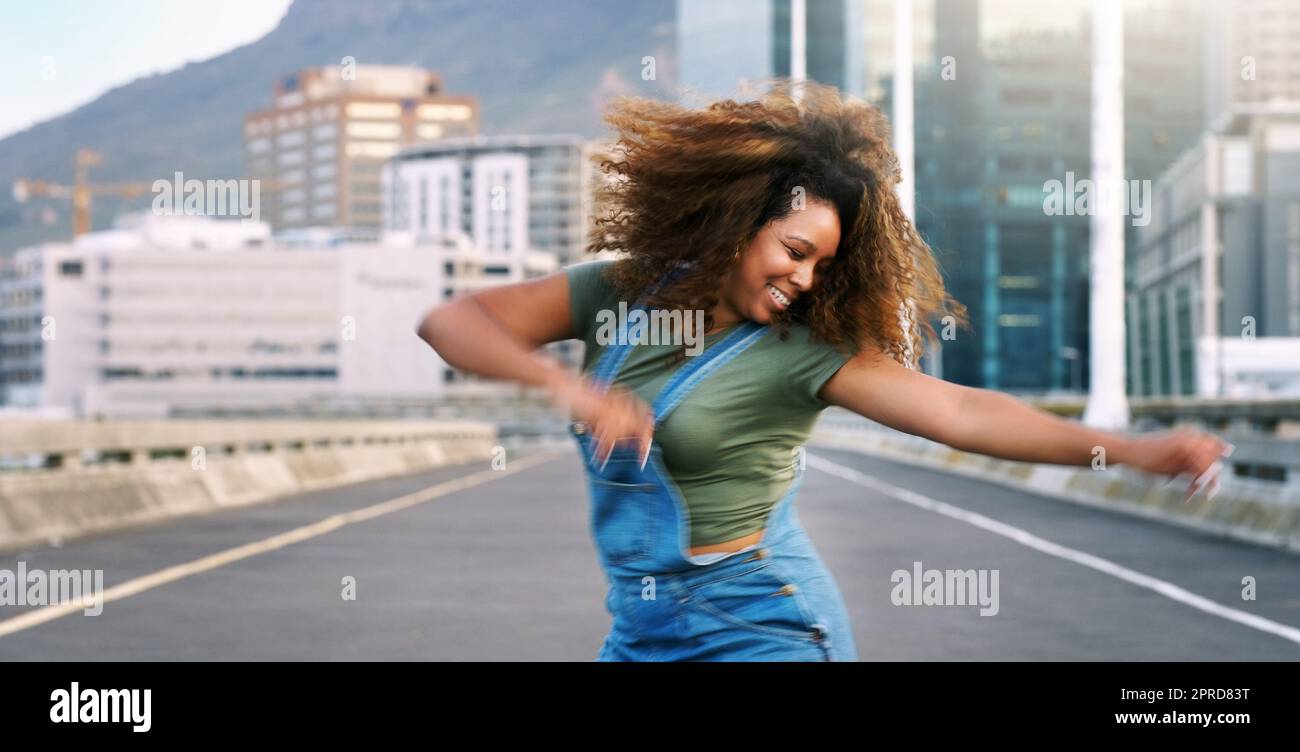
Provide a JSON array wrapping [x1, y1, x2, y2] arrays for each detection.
[[1118, 427, 1235, 502], [550, 374, 655, 471]]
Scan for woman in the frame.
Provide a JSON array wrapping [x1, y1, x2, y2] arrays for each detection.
[[416, 80, 1231, 661]]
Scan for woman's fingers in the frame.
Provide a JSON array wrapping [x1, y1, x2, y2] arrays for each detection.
[[1183, 430, 1231, 502], [1142, 430, 1230, 502], [639, 424, 653, 471], [1190, 436, 1216, 478], [590, 426, 610, 469], [587, 388, 655, 472], [1206, 470, 1222, 499], [1194, 435, 1230, 478], [1186, 460, 1223, 503]]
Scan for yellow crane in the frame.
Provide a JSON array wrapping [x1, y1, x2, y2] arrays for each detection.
[[13, 149, 154, 237]]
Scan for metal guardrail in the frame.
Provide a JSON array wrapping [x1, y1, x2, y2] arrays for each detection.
[[1009, 395, 1300, 437]]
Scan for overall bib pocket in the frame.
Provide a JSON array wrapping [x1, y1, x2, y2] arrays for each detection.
[[588, 478, 658, 566], [579, 432, 660, 567]]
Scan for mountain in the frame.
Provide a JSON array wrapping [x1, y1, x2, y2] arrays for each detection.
[[0, 0, 676, 254]]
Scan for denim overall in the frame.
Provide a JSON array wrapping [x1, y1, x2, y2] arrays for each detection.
[[570, 287, 858, 661]]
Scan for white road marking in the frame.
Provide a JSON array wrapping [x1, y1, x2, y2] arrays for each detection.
[[0, 450, 564, 639], [807, 452, 1300, 647]]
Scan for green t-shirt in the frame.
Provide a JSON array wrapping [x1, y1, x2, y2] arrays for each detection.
[[565, 258, 856, 547]]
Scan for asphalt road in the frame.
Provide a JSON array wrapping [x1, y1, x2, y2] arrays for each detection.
[[1, 443, 1297, 660]]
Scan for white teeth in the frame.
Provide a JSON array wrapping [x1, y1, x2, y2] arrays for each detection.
[[767, 283, 789, 306]]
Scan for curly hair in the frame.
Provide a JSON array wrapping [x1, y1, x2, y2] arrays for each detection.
[[584, 78, 968, 369]]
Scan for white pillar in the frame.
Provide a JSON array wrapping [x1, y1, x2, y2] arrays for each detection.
[[893, 0, 915, 223], [893, 0, 919, 369], [791, 0, 807, 92], [1082, 0, 1131, 429], [1201, 138, 1222, 397]]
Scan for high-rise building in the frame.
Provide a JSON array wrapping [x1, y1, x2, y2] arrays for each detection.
[[670, 0, 1211, 392], [676, 0, 865, 101], [1129, 104, 1300, 398], [862, 0, 935, 104], [244, 65, 480, 233], [914, 0, 1206, 391], [1205, 0, 1300, 126]]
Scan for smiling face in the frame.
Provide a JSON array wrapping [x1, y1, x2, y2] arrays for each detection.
[[712, 199, 842, 328]]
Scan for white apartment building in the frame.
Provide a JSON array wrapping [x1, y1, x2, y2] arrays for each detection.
[[383, 134, 603, 265], [0, 214, 558, 417]]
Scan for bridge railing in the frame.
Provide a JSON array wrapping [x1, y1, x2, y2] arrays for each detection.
[[0, 419, 500, 552]]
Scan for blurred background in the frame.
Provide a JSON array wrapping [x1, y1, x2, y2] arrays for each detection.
[[0, 0, 1297, 660], [3, 0, 1299, 411]]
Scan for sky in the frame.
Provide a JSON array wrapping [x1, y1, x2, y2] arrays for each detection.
[[0, 0, 293, 140]]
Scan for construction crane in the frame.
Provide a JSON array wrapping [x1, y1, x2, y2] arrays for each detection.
[[12, 149, 154, 237], [13, 149, 286, 239]]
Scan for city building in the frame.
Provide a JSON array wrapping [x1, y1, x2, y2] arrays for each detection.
[[383, 134, 601, 265], [672, 0, 1206, 392], [676, 0, 865, 102], [914, 0, 1205, 391], [861, 0, 935, 104], [382, 134, 605, 378], [1129, 104, 1300, 398], [0, 214, 557, 418], [0, 244, 64, 409], [1205, 0, 1300, 126], [244, 65, 480, 233]]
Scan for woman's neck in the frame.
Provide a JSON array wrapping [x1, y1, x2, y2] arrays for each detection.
[[704, 316, 742, 336]]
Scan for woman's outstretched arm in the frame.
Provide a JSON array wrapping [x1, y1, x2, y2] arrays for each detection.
[[819, 347, 1232, 501]]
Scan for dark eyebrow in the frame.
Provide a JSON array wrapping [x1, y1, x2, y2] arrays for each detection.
[[785, 233, 834, 264], [784, 234, 816, 254]]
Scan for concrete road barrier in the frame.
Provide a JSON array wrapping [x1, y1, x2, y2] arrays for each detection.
[[810, 421, 1300, 554], [0, 420, 498, 552]]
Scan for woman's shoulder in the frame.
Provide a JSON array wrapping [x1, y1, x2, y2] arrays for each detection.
[[565, 257, 626, 344], [565, 257, 627, 299], [759, 322, 857, 409], [564, 256, 620, 277]]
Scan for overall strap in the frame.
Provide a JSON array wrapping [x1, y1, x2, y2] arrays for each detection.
[[650, 320, 768, 427], [584, 262, 770, 426]]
